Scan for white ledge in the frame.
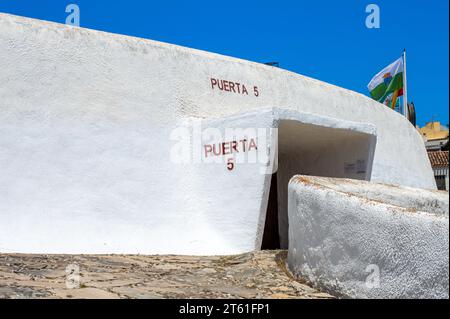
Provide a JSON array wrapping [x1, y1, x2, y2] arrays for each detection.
[[287, 176, 449, 299]]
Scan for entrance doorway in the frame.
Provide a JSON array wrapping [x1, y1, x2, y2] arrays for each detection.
[[261, 120, 376, 249]]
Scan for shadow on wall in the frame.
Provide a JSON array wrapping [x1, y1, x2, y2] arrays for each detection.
[[261, 120, 377, 250]]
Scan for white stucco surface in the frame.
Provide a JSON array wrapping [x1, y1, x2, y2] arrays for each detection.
[[0, 13, 437, 254], [287, 176, 449, 299]]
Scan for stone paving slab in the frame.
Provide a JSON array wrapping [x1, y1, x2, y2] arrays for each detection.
[[0, 250, 333, 299]]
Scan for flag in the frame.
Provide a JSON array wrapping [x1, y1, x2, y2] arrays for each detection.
[[368, 57, 404, 109]]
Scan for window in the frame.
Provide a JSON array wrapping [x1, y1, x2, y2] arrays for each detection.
[[435, 175, 447, 191]]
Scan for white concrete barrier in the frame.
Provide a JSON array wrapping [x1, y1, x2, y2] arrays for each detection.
[[287, 176, 449, 299]]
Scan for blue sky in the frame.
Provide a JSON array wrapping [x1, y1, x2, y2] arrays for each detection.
[[1, 0, 448, 126]]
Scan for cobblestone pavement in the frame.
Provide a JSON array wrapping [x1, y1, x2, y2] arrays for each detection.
[[0, 250, 333, 299]]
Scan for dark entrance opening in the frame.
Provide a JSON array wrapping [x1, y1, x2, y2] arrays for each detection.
[[261, 173, 280, 249], [260, 120, 376, 250]]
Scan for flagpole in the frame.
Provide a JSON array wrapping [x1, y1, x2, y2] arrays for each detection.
[[403, 49, 409, 120]]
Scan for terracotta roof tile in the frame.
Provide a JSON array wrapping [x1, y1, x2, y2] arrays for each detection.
[[428, 151, 449, 168]]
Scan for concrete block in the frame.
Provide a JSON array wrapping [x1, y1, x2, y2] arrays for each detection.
[[287, 176, 449, 299]]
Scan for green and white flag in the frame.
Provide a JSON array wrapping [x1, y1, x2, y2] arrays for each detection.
[[367, 57, 404, 109]]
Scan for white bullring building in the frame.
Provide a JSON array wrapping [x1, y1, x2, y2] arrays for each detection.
[[0, 13, 437, 255]]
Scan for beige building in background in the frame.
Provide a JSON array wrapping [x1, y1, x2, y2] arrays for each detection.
[[418, 122, 449, 190], [419, 121, 449, 151]]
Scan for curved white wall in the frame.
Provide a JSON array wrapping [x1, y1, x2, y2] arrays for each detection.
[[0, 13, 436, 254]]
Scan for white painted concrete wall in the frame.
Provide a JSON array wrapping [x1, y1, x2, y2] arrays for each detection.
[[0, 13, 436, 254], [287, 176, 449, 299]]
